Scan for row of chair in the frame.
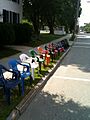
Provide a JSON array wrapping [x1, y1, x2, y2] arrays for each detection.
[[0, 39, 69, 104]]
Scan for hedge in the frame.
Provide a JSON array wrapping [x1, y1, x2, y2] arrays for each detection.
[[13, 23, 33, 45], [0, 22, 33, 46], [0, 23, 15, 46]]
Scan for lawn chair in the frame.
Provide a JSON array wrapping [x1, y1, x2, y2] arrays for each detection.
[[0, 64, 23, 104], [29, 50, 38, 58], [19, 53, 39, 80], [19, 53, 30, 62], [8, 59, 33, 87]]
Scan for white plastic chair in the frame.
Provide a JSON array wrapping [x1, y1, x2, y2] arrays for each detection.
[[19, 53, 39, 80], [19, 54, 30, 62]]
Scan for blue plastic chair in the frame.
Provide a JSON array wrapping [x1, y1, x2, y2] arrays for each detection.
[[0, 64, 24, 104], [8, 59, 33, 88]]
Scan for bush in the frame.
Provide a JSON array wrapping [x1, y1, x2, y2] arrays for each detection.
[[13, 23, 33, 45], [0, 23, 15, 46], [0, 22, 33, 46]]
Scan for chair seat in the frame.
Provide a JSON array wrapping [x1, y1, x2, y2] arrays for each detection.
[[5, 79, 21, 89], [21, 72, 30, 78]]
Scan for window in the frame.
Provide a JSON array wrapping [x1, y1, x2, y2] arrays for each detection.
[[3, 9, 9, 23], [3, 10, 20, 24], [12, 0, 19, 4], [13, 12, 17, 23]]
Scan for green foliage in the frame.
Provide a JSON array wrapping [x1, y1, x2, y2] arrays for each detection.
[[84, 23, 90, 33], [13, 23, 33, 45], [23, 0, 82, 34], [0, 23, 15, 46], [0, 22, 33, 46]]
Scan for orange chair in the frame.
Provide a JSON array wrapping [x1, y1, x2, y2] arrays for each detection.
[[37, 47, 44, 54], [45, 54, 50, 65]]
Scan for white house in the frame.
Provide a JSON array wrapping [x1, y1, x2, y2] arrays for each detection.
[[54, 26, 66, 35], [0, 0, 22, 23]]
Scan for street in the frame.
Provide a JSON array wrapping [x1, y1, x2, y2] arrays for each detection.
[[18, 33, 90, 120]]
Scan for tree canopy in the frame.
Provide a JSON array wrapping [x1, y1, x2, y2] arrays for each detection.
[[23, 0, 82, 35]]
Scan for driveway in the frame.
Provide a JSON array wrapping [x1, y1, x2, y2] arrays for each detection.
[[18, 33, 90, 120]]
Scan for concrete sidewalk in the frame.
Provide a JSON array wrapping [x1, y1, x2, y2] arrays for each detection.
[[0, 34, 72, 68]]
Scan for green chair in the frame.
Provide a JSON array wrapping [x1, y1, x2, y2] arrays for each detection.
[[29, 50, 38, 58]]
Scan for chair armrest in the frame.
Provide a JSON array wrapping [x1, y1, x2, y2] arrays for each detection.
[[21, 62, 31, 67], [3, 68, 20, 80]]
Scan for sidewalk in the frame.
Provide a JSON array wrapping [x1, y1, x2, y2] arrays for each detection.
[[0, 34, 72, 69]]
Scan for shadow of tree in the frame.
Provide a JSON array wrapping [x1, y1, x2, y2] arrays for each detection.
[[58, 45, 90, 73], [19, 91, 90, 120]]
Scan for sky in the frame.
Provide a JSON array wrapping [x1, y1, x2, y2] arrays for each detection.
[[79, 0, 90, 26]]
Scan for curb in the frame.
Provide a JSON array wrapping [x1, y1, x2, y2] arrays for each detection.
[[7, 42, 73, 120]]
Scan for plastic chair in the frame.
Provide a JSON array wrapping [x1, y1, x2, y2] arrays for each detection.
[[0, 64, 23, 104], [37, 47, 48, 54], [29, 50, 38, 58], [19, 53, 39, 80], [45, 54, 50, 65], [8, 59, 33, 86], [19, 53, 30, 62]]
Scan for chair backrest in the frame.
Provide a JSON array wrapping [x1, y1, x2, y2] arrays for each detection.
[[8, 59, 18, 71], [29, 50, 37, 58], [19, 54, 29, 62], [0, 65, 4, 82], [37, 47, 44, 54]]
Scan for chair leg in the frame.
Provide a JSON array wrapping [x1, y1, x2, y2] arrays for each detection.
[[30, 75, 33, 85], [18, 83, 21, 96], [21, 77, 25, 96], [3, 85, 5, 94], [5, 88, 10, 105]]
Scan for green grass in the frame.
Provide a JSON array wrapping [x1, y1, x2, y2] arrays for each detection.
[[0, 47, 21, 59], [29, 33, 65, 47], [0, 33, 64, 59]]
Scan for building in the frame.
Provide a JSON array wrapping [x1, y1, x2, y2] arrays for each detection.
[[0, 0, 22, 24], [54, 26, 66, 35]]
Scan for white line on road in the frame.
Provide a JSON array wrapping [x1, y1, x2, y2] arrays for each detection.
[[53, 76, 90, 82], [75, 42, 90, 45], [73, 46, 90, 49]]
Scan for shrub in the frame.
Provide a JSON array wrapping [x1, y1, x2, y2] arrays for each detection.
[[0, 22, 33, 46], [13, 23, 33, 45], [0, 23, 15, 46]]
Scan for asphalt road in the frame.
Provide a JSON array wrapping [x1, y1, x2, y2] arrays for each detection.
[[18, 33, 90, 120]]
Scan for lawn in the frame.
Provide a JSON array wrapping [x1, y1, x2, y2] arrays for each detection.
[[0, 47, 21, 59], [29, 33, 65, 47], [0, 33, 65, 59]]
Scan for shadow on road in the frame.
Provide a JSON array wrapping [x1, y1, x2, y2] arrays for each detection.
[[25, 91, 90, 120]]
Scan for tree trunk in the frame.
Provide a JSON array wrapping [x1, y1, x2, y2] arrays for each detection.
[[48, 23, 54, 34], [49, 26, 54, 34], [32, 17, 40, 40]]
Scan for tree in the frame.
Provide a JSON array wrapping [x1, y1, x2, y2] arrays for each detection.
[[23, 0, 82, 36], [84, 23, 90, 33], [23, 0, 42, 39]]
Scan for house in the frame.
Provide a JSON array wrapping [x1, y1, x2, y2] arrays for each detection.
[[0, 0, 22, 23], [54, 26, 66, 35]]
